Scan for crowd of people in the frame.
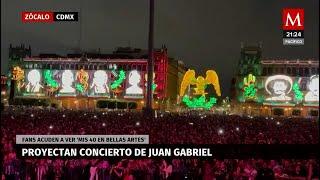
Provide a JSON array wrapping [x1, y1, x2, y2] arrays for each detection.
[[1, 106, 319, 179], [2, 152, 319, 179], [2, 107, 318, 144]]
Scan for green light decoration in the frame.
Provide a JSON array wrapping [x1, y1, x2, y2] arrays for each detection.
[[243, 74, 257, 100], [182, 95, 217, 110], [293, 82, 303, 102], [75, 83, 84, 93], [111, 70, 126, 89], [244, 84, 257, 98], [152, 83, 157, 91], [244, 74, 256, 85], [43, 70, 58, 88], [145, 83, 157, 92]]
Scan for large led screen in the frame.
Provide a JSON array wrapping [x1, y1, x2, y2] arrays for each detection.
[[88, 70, 110, 97], [305, 75, 319, 102], [56, 70, 77, 96], [22, 69, 151, 99], [124, 70, 144, 99], [24, 69, 44, 96], [265, 75, 293, 101]]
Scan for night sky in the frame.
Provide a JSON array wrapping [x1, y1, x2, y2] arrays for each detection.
[[1, 0, 319, 95]]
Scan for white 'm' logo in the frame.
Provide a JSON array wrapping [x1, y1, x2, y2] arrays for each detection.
[[285, 12, 302, 26]]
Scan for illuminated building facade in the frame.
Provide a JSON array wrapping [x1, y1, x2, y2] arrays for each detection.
[[179, 69, 221, 110], [7, 46, 186, 110], [232, 43, 319, 117]]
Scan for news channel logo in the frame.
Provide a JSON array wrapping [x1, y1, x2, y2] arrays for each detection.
[[282, 8, 304, 46], [22, 12, 78, 23]]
